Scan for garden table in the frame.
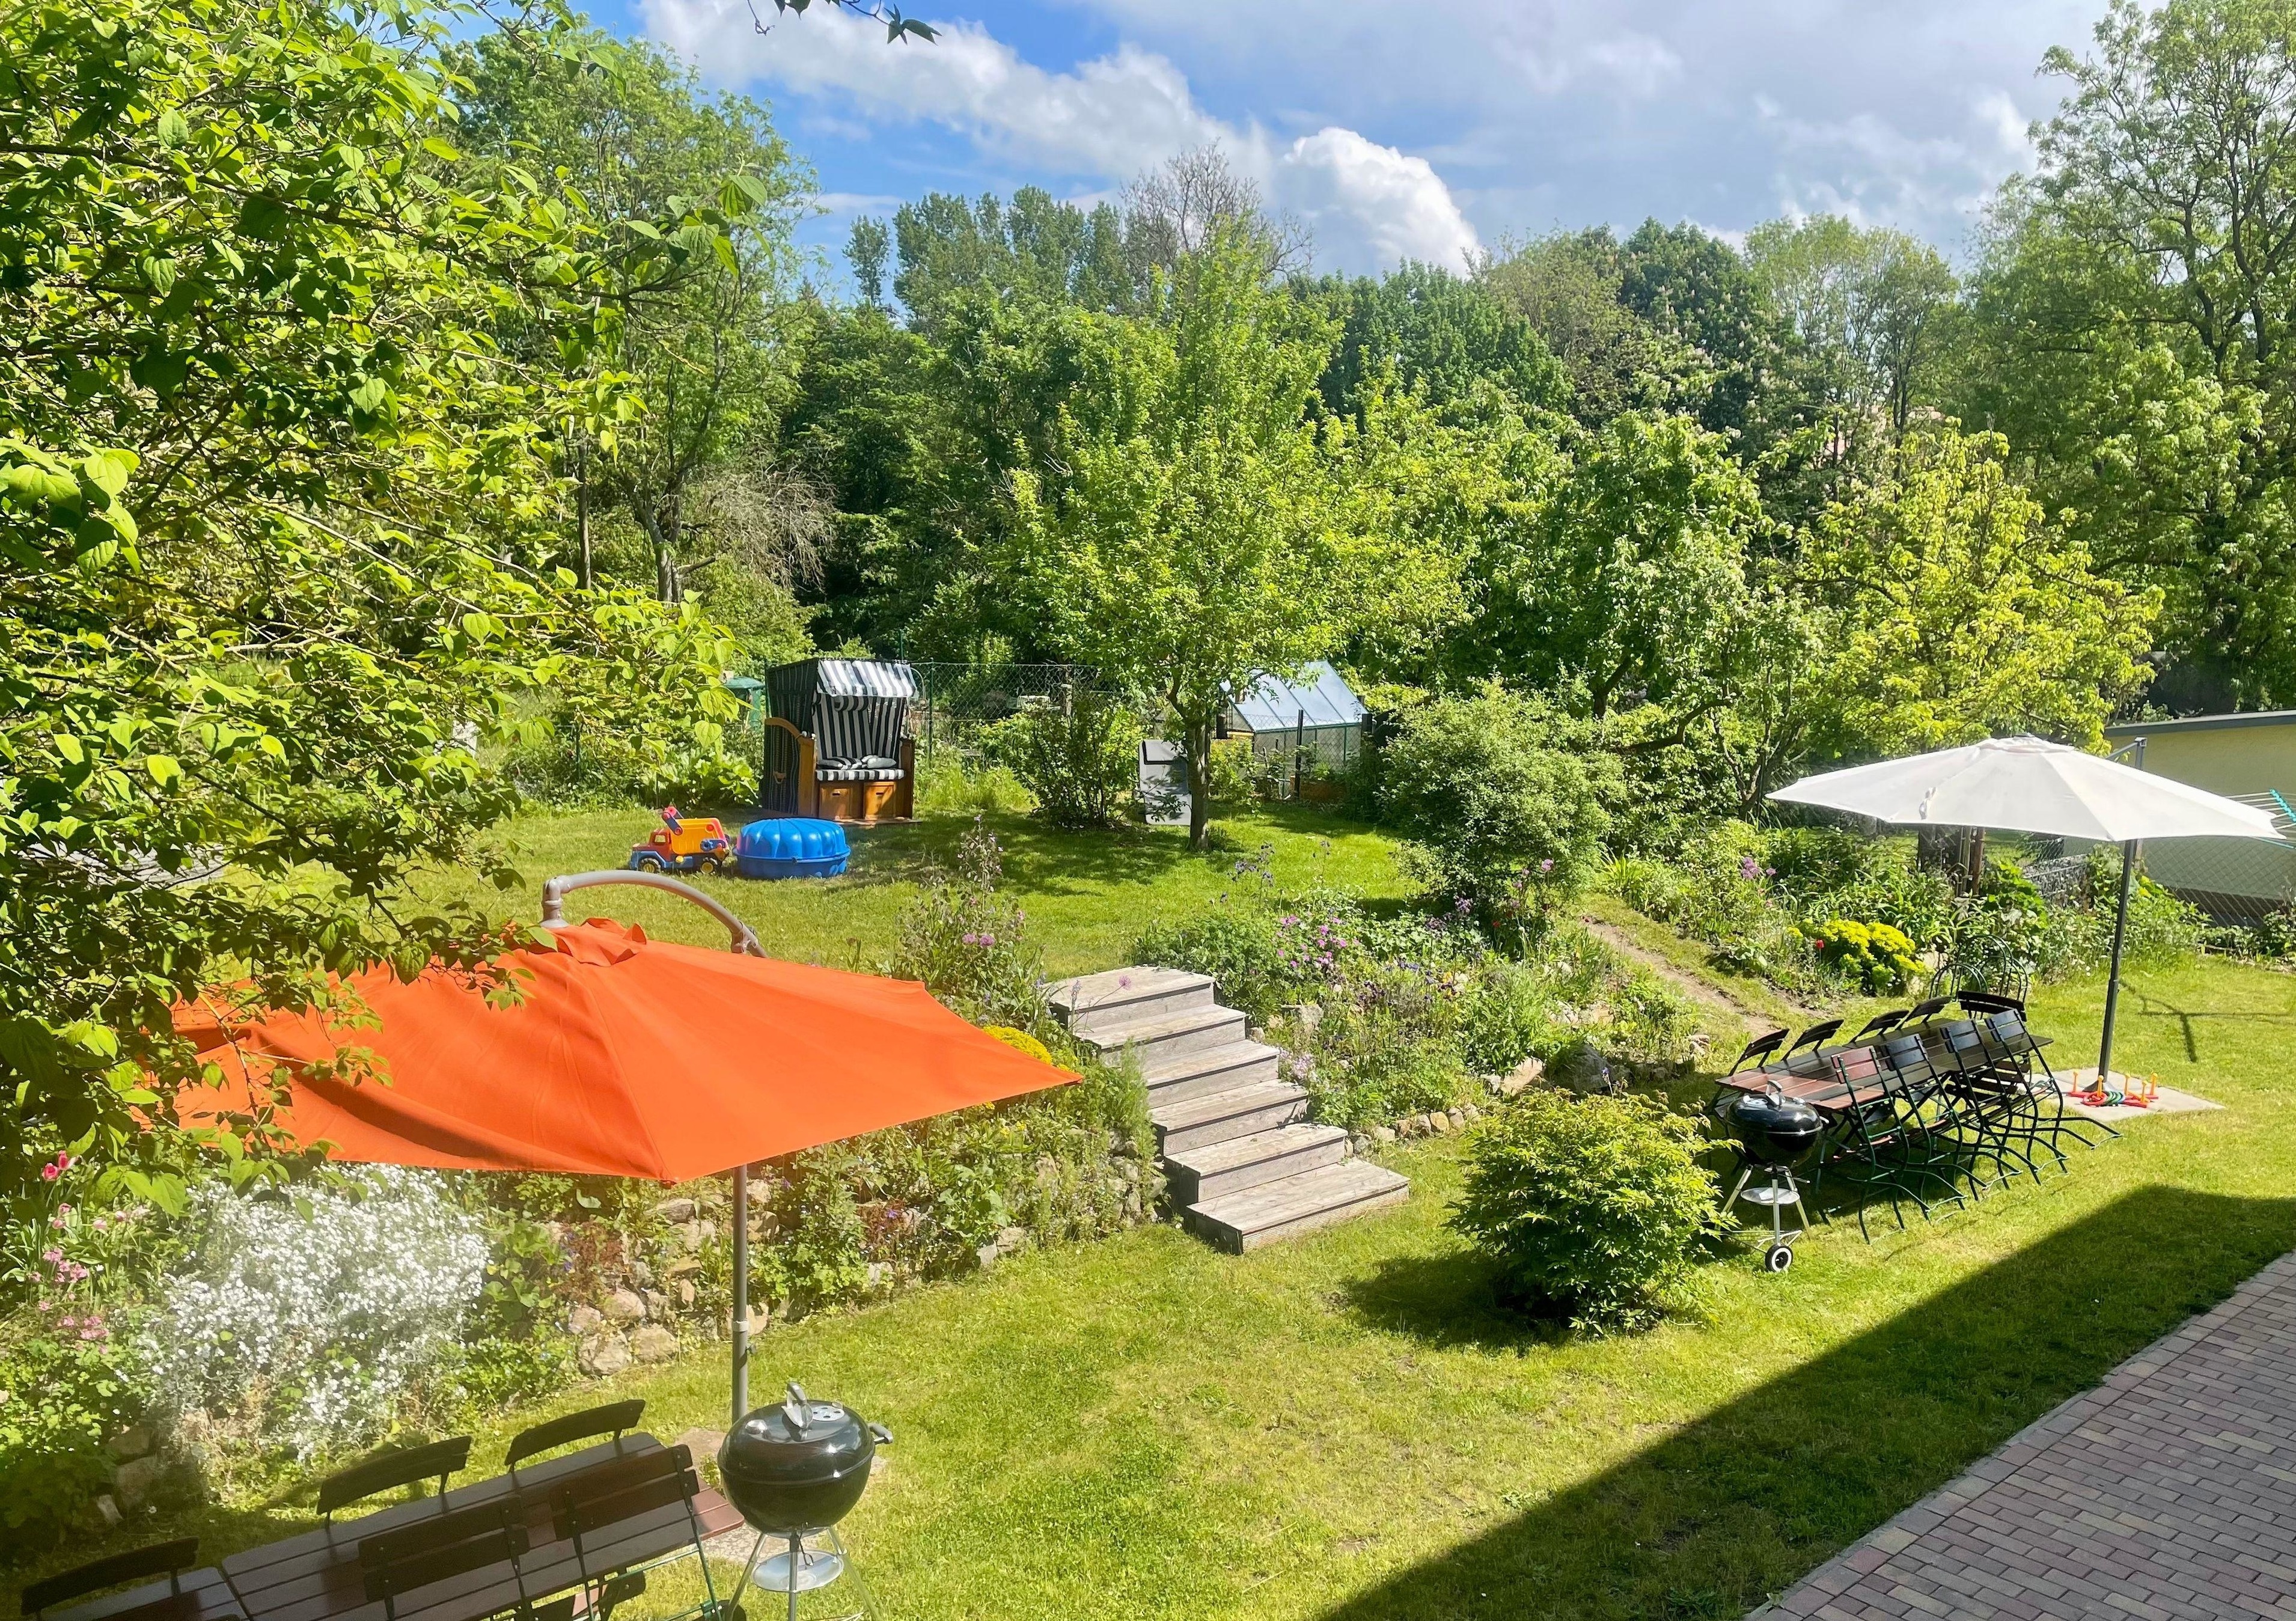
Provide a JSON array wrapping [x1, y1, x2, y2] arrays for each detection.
[[217, 1433, 742, 1621]]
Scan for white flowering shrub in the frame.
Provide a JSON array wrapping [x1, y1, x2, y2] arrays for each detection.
[[144, 1168, 487, 1458]]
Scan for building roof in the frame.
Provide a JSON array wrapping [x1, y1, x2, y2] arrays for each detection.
[[2104, 709, 2296, 737], [1227, 661, 1365, 733]]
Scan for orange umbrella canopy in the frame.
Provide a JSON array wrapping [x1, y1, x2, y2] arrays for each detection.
[[178, 918, 1073, 1180]]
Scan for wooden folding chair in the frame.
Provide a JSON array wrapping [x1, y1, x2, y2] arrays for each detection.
[[319, 1436, 472, 1524], [359, 1498, 534, 1621], [23, 1541, 213, 1621]]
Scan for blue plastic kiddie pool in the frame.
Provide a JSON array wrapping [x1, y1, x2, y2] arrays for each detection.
[[734, 817, 849, 879]]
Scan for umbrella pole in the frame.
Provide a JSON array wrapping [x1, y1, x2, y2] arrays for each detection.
[[731, 1162, 750, 1429], [2098, 838, 2139, 1085]]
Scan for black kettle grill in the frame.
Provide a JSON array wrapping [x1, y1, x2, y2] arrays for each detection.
[[1721, 1083, 1824, 1272], [721, 1384, 891, 1619], [1725, 1085, 1824, 1167]]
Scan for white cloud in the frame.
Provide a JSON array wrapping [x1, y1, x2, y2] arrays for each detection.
[[1275, 129, 1479, 270], [1053, 0, 2107, 248], [641, 0, 1481, 273]]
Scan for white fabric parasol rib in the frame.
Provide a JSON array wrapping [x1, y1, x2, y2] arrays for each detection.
[[1767, 736, 2284, 844]]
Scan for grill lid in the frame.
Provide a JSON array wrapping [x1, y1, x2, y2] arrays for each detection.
[[1727, 1086, 1822, 1137], [721, 1383, 877, 1489]]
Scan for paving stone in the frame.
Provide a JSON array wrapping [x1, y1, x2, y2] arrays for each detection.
[[1761, 1251, 2296, 1620]]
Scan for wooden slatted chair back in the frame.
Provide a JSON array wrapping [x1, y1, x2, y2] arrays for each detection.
[[1958, 989, 2026, 1015], [1733, 1028, 1789, 1070], [550, 1444, 702, 1549], [1854, 1009, 1908, 1042], [505, 1400, 646, 1476], [23, 1540, 200, 1620], [1881, 1030, 1935, 1085], [358, 1499, 528, 1620], [1938, 1017, 1994, 1070], [1981, 1008, 2038, 1056], [1905, 995, 1949, 1022], [317, 1436, 471, 1521], [1787, 1018, 1842, 1055]]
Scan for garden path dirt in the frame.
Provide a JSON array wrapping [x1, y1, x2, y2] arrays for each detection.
[[1577, 915, 1828, 1027]]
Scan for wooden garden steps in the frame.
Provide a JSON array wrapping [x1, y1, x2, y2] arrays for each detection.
[[1048, 966, 1409, 1254]]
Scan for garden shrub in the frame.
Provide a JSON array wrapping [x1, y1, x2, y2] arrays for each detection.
[[980, 690, 1140, 829], [0, 1326, 136, 1543], [1607, 974, 1698, 1064], [1312, 1041, 1466, 1129], [1205, 737, 1277, 805], [1379, 683, 1614, 915], [1449, 1090, 1723, 1331], [1807, 918, 1923, 994], [2046, 848, 2209, 972], [885, 819, 1054, 1033], [144, 1168, 488, 1460], [1456, 959, 1564, 1075], [1943, 859, 2054, 992]]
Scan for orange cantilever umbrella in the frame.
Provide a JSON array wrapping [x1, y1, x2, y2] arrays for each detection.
[[179, 870, 1073, 1423]]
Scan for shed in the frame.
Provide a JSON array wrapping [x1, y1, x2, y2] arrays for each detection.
[[1222, 662, 1366, 790], [759, 657, 918, 823], [2101, 710, 2296, 921]]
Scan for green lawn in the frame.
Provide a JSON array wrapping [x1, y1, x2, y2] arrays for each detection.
[[427, 802, 1411, 976], [23, 920, 2296, 1619]]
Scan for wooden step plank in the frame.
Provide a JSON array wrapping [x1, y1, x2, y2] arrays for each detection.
[[1165, 1123, 1350, 1203], [1139, 1039, 1281, 1104], [1048, 966, 1213, 1034], [1075, 1001, 1246, 1064], [1186, 1161, 1411, 1253], [1152, 1081, 1307, 1154]]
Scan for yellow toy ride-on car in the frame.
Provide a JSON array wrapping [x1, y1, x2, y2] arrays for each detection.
[[627, 807, 730, 875]]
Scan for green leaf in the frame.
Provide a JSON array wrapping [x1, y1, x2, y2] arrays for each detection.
[[145, 754, 182, 787]]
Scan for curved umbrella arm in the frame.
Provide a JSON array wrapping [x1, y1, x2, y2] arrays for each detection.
[[539, 867, 767, 1429], [539, 870, 765, 958]]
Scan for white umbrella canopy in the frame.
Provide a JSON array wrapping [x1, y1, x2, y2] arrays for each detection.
[[1768, 734, 2288, 1084], [1767, 735, 2283, 843]]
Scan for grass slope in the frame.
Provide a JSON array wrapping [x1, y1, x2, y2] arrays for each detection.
[[426, 803, 1410, 977], [22, 945, 2295, 1620]]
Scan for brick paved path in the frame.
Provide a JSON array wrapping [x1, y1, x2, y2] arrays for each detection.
[[1759, 1249, 2296, 1619]]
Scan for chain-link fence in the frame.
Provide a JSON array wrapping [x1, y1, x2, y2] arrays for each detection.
[[2137, 790, 2296, 924], [909, 662, 1102, 762]]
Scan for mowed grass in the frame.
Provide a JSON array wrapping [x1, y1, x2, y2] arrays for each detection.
[[22, 934, 2296, 1620], [423, 801, 1412, 976]]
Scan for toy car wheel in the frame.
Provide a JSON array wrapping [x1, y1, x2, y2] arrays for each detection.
[[632, 852, 667, 873], [703, 855, 727, 875], [1765, 1244, 1794, 1273]]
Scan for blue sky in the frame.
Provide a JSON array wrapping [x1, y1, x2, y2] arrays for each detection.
[[587, 0, 2113, 287]]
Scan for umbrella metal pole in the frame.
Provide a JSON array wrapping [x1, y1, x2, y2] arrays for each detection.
[[732, 1162, 750, 1430], [2098, 838, 2139, 1087]]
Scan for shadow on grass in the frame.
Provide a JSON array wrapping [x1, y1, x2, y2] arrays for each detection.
[[2128, 983, 2296, 1063], [1318, 1185, 2296, 1621], [1337, 1248, 1564, 1354]]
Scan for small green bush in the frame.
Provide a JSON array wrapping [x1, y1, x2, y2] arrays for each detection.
[[1378, 683, 1614, 915], [1807, 917, 1923, 994], [1449, 1090, 1722, 1331], [980, 691, 1140, 829], [0, 1327, 136, 1544], [1456, 959, 1563, 1075]]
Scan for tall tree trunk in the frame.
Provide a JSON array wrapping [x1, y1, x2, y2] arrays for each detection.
[[1184, 711, 1214, 848]]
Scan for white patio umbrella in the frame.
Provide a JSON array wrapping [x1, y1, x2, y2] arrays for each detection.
[[1769, 735, 2286, 1081]]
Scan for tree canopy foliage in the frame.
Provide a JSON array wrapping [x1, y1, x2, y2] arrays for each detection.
[[0, 0, 747, 1212]]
